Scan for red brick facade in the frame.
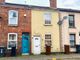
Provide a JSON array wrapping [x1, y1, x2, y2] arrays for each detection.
[[50, 0, 57, 8], [0, 4, 31, 55]]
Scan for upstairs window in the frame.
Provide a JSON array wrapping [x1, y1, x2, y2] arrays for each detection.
[[8, 10, 18, 26], [69, 15, 75, 28], [44, 12, 52, 25]]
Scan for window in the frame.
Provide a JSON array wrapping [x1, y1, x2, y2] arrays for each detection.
[[79, 33, 80, 44], [45, 34, 51, 46], [8, 10, 18, 26], [8, 33, 17, 49], [79, 32, 80, 36], [70, 34, 75, 48], [69, 15, 75, 28], [45, 34, 51, 40], [44, 12, 52, 25]]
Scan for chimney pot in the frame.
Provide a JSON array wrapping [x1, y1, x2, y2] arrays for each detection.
[[50, 0, 57, 8]]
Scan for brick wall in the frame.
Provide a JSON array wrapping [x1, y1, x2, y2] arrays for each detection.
[[0, 5, 31, 54], [50, 0, 57, 8], [0, 0, 5, 4]]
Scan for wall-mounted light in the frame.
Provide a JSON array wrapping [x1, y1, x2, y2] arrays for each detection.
[[24, 14, 26, 17], [63, 16, 68, 20]]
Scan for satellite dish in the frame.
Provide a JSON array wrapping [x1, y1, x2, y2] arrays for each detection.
[[58, 16, 68, 25], [63, 16, 68, 20]]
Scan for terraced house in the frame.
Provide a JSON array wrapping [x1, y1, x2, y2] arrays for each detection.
[[31, 7, 60, 54], [0, 0, 31, 55], [58, 8, 80, 53], [0, 0, 58, 55]]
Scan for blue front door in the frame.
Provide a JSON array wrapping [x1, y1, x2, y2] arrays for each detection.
[[22, 33, 30, 55]]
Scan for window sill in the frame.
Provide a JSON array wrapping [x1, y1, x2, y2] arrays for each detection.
[[8, 24, 18, 27], [7, 48, 17, 50], [69, 27, 76, 29], [70, 46, 76, 48], [44, 24, 52, 26]]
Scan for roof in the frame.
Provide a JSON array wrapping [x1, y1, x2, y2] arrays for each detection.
[[57, 8, 80, 13], [0, 3, 56, 10]]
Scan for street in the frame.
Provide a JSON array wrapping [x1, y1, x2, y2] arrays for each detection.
[[0, 54, 80, 60]]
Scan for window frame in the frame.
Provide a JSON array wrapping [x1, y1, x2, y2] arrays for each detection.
[[44, 12, 52, 25], [69, 15, 75, 28], [69, 34, 76, 48], [45, 34, 52, 46], [7, 33, 18, 49], [8, 10, 18, 26]]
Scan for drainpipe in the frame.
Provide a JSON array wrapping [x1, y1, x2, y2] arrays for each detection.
[[58, 11, 63, 52], [58, 11, 67, 52]]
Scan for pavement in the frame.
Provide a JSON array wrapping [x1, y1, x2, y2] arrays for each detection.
[[0, 54, 80, 60]]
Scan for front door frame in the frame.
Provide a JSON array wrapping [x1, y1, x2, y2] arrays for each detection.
[[32, 35, 41, 54], [22, 32, 30, 55]]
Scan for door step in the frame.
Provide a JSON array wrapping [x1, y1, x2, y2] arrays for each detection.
[[22, 53, 29, 55]]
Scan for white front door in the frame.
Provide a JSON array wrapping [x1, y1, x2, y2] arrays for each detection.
[[33, 36, 41, 55]]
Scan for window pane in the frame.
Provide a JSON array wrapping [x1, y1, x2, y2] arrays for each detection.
[[70, 34, 75, 47], [79, 33, 80, 36], [9, 18, 17, 25], [44, 13, 51, 24], [69, 15, 75, 27], [45, 20, 51, 24], [9, 12, 14, 18], [70, 41, 75, 47], [70, 35, 75, 40], [69, 23, 73, 27], [69, 16, 74, 21], [9, 34, 16, 40], [9, 10, 18, 25], [45, 34, 51, 39], [8, 41, 17, 48], [13, 12, 17, 17]]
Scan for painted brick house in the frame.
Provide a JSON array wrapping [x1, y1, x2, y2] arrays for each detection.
[[31, 7, 60, 54], [0, 0, 31, 55], [58, 8, 80, 53]]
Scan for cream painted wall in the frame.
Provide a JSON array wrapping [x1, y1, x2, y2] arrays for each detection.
[[60, 12, 80, 52], [31, 9, 60, 53]]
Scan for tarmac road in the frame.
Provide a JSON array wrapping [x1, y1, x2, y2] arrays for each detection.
[[0, 54, 80, 60]]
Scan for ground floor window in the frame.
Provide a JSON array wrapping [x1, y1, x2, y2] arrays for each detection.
[[8, 33, 17, 49], [70, 34, 75, 48], [45, 34, 51, 46]]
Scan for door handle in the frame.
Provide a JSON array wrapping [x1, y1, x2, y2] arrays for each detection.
[[35, 46, 38, 47]]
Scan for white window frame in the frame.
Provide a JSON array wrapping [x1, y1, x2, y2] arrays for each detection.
[[44, 12, 52, 25], [7, 33, 18, 49], [8, 10, 18, 26]]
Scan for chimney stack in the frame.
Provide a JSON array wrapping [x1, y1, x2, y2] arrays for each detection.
[[50, 0, 57, 8], [0, 0, 5, 4]]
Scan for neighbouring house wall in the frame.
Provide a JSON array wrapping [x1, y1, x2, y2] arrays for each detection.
[[0, 5, 31, 54], [60, 11, 80, 52], [31, 9, 60, 53]]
